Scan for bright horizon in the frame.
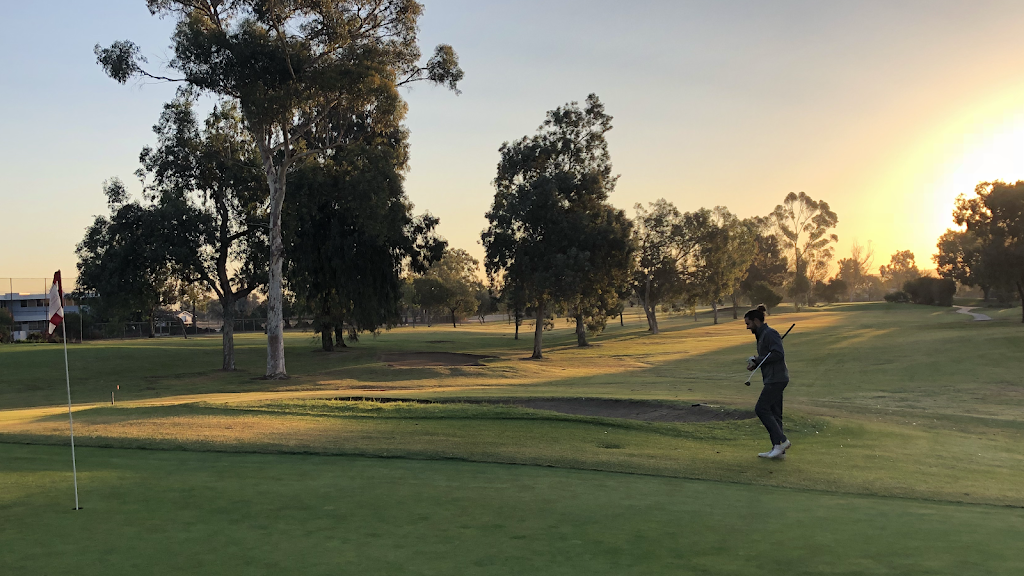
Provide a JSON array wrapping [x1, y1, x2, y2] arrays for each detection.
[[5, 1, 1024, 279]]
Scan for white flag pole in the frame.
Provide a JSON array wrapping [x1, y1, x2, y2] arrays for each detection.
[[59, 290, 80, 510]]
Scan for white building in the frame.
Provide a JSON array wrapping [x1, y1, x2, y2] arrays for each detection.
[[1, 293, 81, 339]]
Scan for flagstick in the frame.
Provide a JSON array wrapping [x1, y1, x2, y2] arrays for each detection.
[[61, 320, 80, 510]]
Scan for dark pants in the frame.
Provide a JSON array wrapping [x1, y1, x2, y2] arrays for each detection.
[[755, 382, 788, 446]]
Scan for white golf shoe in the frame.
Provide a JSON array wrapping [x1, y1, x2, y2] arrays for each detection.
[[758, 440, 791, 459]]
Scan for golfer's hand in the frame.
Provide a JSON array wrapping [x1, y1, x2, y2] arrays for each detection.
[[746, 356, 757, 371]]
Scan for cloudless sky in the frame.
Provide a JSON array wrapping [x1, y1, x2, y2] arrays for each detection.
[[5, 0, 1024, 281]]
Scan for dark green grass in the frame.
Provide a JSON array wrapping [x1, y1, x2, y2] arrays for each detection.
[[4, 443, 1023, 576]]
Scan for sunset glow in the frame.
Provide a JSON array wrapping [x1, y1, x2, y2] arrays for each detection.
[[851, 85, 1024, 273]]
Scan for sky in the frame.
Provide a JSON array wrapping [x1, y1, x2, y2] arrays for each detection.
[[5, 0, 1024, 284]]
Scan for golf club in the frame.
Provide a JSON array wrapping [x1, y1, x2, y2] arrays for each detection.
[[744, 323, 795, 386]]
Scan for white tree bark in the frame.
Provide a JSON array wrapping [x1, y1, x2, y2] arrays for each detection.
[[261, 146, 288, 378]]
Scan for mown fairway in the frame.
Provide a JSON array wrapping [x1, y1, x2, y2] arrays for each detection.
[[2, 302, 1023, 573], [4, 443, 1023, 576]]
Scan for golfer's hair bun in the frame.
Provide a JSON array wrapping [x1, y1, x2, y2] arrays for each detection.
[[756, 304, 767, 313]]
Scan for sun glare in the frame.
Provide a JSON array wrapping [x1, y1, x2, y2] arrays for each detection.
[[865, 86, 1024, 270]]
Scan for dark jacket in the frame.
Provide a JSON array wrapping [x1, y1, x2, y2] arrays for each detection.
[[753, 323, 789, 385]]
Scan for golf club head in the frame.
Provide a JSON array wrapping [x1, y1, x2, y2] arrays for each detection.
[[744, 381, 751, 386]]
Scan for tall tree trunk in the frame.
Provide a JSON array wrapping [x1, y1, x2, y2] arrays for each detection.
[[451, 308, 457, 329], [575, 311, 588, 347], [644, 304, 659, 333], [148, 309, 155, 338], [732, 293, 738, 319], [514, 309, 521, 340], [642, 277, 659, 334], [712, 301, 719, 325], [1017, 281, 1024, 323], [261, 148, 287, 379], [221, 296, 235, 370], [620, 311, 624, 326], [532, 300, 545, 359], [321, 323, 334, 351], [982, 285, 991, 301]]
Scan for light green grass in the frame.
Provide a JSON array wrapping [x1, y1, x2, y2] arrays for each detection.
[[6, 398, 1023, 506], [4, 443, 1023, 576]]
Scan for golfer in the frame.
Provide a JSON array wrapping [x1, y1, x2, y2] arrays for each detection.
[[744, 304, 791, 459]]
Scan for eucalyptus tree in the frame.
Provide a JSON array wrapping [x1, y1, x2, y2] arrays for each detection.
[[564, 203, 633, 347], [835, 241, 874, 302], [631, 199, 686, 334], [285, 146, 445, 351], [138, 96, 268, 370], [934, 229, 991, 300], [96, 0, 463, 378], [878, 250, 921, 291], [413, 249, 482, 328], [715, 208, 756, 321], [76, 178, 204, 337], [680, 207, 754, 325], [954, 180, 1024, 321], [771, 192, 839, 308], [482, 95, 626, 358], [738, 216, 788, 311]]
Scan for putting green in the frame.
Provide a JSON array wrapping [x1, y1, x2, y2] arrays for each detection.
[[3, 443, 1022, 575]]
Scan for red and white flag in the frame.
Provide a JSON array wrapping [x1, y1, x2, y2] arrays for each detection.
[[48, 271, 65, 335]]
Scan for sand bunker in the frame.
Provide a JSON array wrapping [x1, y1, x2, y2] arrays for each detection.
[[379, 352, 492, 367], [332, 396, 753, 423], [497, 398, 752, 423]]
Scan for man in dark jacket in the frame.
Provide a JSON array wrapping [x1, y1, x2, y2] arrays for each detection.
[[744, 304, 791, 459]]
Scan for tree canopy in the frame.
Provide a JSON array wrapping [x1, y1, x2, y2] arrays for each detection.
[[285, 143, 445, 350], [138, 96, 268, 369], [76, 178, 204, 337], [934, 229, 991, 300], [878, 250, 921, 291], [97, 0, 463, 377], [772, 191, 839, 308], [631, 199, 686, 334], [682, 207, 755, 324], [413, 249, 481, 328], [482, 94, 629, 358], [834, 242, 874, 302], [954, 180, 1024, 321]]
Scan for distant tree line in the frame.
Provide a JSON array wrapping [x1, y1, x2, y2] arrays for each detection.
[[934, 180, 1024, 321], [73, 0, 1022, 366]]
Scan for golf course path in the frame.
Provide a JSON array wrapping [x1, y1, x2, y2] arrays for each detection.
[[954, 306, 992, 321]]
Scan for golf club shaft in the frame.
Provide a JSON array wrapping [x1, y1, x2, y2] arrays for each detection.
[[781, 323, 795, 339], [745, 352, 771, 384]]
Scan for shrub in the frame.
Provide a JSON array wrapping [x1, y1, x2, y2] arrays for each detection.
[[748, 281, 783, 312], [0, 308, 13, 343], [902, 277, 956, 306], [884, 291, 910, 303]]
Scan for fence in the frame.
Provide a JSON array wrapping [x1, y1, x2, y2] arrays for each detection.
[[80, 318, 270, 341]]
